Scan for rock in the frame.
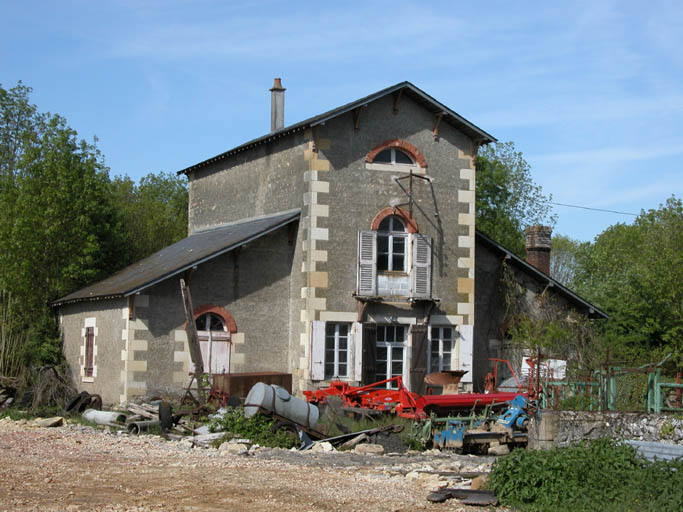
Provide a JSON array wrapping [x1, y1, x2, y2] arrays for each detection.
[[219, 442, 249, 455], [37, 417, 64, 428], [488, 444, 510, 456], [422, 448, 442, 456], [471, 474, 489, 490], [310, 441, 335, 452], [405, 470, 420, 480], [354, 443, 384, 455], [178, 439, 194, 451]]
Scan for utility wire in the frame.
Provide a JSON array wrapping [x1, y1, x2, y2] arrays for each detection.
[[548, 202, 638, 216]]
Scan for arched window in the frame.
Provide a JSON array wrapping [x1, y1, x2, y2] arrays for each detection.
[[372, 148, 414, 165], [377, 215, 407, 272], [194, 310, 231, 374], [365, 139, 428, 174]]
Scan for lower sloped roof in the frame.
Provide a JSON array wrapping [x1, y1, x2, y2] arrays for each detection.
[[52, 209, 300, 306]]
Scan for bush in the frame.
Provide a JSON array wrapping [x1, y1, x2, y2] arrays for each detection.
[[207, 407, 298, 449], [489, 437, 683, 511]]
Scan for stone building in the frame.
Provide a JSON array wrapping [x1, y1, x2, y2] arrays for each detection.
[[53, 80, 605, 405]]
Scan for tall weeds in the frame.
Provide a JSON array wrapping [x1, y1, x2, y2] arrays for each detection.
[[0, 290, 25, 377]]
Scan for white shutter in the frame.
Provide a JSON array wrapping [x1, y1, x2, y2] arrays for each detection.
[[310, 321, 325, 380], [353, 321, 363, 381], [357, 230, 377, 296], [411, 234, 432, 298]]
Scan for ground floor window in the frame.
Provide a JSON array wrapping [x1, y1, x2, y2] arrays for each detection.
[[376, 325, 406, 388], [325, 323, 350, 378], [196, 312, 231, 374], [84, 326, 95, 377], [429, 326, 454, 373]]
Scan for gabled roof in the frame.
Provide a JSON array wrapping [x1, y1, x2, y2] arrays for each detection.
[[52, 209, 301, 307], [475, 230, 608, 319], [178, 81, 496, 175]]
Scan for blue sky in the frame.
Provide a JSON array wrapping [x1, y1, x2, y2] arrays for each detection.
[[2, 1, 681, 242]]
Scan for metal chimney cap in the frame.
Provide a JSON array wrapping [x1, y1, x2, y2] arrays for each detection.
[[270, 78, 286, 91]]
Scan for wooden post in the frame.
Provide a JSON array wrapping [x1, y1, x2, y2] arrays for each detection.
[[180, 278, 205, 400]]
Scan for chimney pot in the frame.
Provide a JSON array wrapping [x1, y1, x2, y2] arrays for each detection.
[[524, 225, 552, 275], [270, 78, 285, 131]]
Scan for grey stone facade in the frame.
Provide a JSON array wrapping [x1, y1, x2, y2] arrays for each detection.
[[61, 82, 605, 406]]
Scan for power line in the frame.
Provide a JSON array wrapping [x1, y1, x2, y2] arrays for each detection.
[[549, 202, 638, 216]]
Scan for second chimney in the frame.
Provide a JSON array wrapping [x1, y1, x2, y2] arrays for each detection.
[[270, 78, 285, 132], [524, 225, 552, 275]]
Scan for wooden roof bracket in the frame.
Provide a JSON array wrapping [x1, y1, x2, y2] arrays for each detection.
[[433, 111, 445, 141], [353, 104, 367, 132], [393, 90, 403, 114]]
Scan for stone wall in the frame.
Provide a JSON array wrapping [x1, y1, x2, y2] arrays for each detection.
[[529, 409, 683, 449]]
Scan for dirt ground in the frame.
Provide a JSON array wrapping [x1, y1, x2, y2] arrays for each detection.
[[0, 417, 500, 512]]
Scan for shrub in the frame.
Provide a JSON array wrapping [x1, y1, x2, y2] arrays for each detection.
[[207, 407, 298, 449], [489, 437, 683, 511]]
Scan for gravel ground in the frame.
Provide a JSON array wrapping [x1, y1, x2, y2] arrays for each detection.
[[0, 417, 503, 511]]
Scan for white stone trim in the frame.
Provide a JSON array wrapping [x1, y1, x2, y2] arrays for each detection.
[[365, 162, 426, 174], [319, 311, 357, 322]]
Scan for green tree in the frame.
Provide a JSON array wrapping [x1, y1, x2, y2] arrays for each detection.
[[110, 172, 188, 265], [549, 234, 585, 287], [476, 141, 556, 255], [574, 196, 683, 367], [0, 82, 125, 366]]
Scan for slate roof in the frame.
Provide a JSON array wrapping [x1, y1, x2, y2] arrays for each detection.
[[475, 230, 608, 319], [178, 81, 497, 175], [52, 209, 301, 306]]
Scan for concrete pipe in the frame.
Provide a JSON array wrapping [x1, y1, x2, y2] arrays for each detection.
[[244, 383, 319, 429], [127, 420, 160, 435], [82, 409, 126, 425]]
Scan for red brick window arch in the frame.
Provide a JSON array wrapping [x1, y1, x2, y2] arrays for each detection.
[[191, 304, 237, 334], [365, 139, 428, 172], [371, 207, 419, 234]]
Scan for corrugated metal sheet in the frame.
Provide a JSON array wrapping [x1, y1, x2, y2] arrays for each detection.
[[626, 440, 683, 461], [52, 209, 300, 306], [177, 81, 497, 175]]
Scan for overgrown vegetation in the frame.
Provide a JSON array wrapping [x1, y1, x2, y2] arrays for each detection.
[[0, 81, 188, 401], [207, 408, 299, 449], [489, 438, 683, 511]]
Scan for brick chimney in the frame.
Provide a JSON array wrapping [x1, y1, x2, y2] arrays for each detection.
[[270, 78, 285, 132], [524, 225, 552, 275]]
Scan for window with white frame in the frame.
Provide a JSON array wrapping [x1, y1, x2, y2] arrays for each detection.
[[372, 148, 414, 165], [377, 215, 407, 272], [195, 312, 231, 374], [357, 224, 432, 299], [375, 325, 406, 388], [429, 326, 454, 373], [324, 323, 350, 378]]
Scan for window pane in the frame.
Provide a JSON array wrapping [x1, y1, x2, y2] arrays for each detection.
[[392, 255, 404, 271], [338, 349, 347, 363], [338, 324, 348, 337], [377, 254, 389, 271], [431, 327, 439, 339], [325, 337, 335, 351], [392, 361, 403, 376], [377, 235, 389, 252], [378, 217, 392, 231], [386, 325, 395, 341], [374, 149, 392, 163], [209, 314, 225, 331], [430, 358, 439, 373], [376, 327, 386, 342], [395, 150, 413, 164], [443, 327, 452, 340], [338, 363, 347, 377], [326, 323, 336, 336], [339, 337, 348, 350], [392, 236, 404, 253], [376, 346, 387, 362], [391, 217, 406, 232], [325, 363, 334, 377], [396, 326, 405, 341]]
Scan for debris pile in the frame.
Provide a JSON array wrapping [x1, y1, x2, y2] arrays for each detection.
[[0, 376, 17, 410]]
